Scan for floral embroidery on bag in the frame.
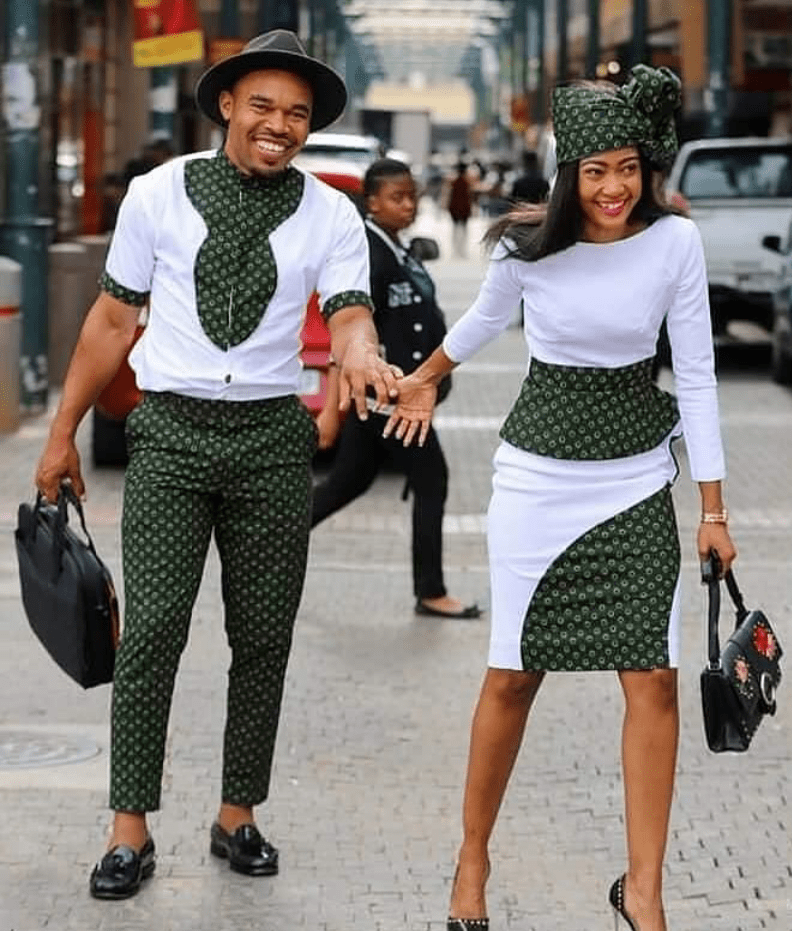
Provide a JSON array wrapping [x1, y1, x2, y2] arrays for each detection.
[[732, 655, 755, 699], [752, 622, 778, 660]]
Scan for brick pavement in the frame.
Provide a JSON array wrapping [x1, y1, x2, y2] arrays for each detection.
[[0, 211, 789, 930]]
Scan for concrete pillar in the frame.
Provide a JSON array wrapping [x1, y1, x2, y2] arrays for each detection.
[[0, 256, 22, 432], [47, 242, 88, 387]]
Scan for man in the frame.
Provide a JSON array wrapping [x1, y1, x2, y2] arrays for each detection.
[[35, 30, 397, 900]]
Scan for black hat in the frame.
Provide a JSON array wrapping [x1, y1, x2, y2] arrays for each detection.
[[195, 30, 347, 131]]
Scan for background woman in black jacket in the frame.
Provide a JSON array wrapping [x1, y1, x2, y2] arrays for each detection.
[[312, 159, 480, 619]]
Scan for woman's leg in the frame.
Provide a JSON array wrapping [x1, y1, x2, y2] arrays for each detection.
[[389, 426, 448, 600], [450, 667, 545, 919], [617, 668, 679, 931], [311, 413, 384, 527]]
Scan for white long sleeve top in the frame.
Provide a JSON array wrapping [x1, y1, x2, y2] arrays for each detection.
[[443, 214, 725, 481]]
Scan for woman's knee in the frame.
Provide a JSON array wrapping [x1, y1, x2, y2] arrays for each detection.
[[484, 668, 544, 708], [621, 668, 678, 715]]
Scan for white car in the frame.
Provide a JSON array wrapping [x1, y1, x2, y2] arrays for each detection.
[[666, 137, 792, 335]]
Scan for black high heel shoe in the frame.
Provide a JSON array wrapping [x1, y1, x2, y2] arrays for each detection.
[[609, 875, 639, 931]]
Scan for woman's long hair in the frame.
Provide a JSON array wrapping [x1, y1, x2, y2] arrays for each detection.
[[485, 154, 673, 262]]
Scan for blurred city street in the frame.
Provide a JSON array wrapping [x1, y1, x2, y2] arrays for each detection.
[[0, 207, 790, 931]]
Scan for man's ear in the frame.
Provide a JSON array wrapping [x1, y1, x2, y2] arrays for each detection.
[[218, 89, 233, 122]]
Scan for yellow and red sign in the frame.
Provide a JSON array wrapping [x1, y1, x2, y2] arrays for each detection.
[[132, 0, 204, 68], [207, 38, 246, 66]]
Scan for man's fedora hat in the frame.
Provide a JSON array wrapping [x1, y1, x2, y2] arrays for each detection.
[[195, 29, 347, 131]]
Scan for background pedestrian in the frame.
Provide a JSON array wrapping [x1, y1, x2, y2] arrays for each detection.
[[447, 161, 474, 257], [312, 158, 480, 620]]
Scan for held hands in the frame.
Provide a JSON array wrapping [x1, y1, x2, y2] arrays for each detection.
[[382, 372, 438, 447]]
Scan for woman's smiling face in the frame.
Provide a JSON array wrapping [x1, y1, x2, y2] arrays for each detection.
[[577, 146, 643, 242]]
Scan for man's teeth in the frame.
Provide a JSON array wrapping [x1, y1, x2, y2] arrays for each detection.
[[257, 141, 287, 153]]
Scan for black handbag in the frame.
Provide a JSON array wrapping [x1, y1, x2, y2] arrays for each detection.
[[14, 484, 119, 688], [700, 553, 783, 752]]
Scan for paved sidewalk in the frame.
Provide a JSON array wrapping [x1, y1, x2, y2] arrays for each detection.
[[0, 211, 789, 930]]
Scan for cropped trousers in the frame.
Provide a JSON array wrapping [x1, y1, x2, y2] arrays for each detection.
[[110, 391, 316, 812]]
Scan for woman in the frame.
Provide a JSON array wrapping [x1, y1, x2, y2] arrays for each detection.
[[384, 66, 737, 931], [313, 158, 479, 619]]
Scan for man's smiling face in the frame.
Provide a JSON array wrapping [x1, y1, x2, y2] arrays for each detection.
[[219, 69, 313, 177]]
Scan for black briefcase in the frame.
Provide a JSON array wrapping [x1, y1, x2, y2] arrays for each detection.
[[14, 485, 119, 688]]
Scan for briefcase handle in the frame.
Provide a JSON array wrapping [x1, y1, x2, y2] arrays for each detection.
[[701, 550, 750, 670], [33, 484, 100, 580]]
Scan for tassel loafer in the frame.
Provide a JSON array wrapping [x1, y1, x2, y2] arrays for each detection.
[[210, 822, 279, 876], [447, 920, 489, 930], [89, 835, 155, 899]]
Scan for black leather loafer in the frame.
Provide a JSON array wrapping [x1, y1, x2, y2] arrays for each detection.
[[89, 836, 155, 900], [210, 822, 279, 876]]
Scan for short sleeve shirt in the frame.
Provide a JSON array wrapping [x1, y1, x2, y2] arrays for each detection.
[[102, 149, 373, 401]]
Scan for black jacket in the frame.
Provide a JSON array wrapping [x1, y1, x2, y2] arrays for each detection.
[[365, 219, 447, 378]]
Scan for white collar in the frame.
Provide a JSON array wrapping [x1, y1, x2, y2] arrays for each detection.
[[365, 217, 407, 265]]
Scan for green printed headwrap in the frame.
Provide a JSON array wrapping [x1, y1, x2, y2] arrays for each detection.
[[552, 65, 682, 169]]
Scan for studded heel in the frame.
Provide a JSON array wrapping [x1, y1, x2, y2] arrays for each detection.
[[609, 875, 639, 931], [447, 920, 489, 931]]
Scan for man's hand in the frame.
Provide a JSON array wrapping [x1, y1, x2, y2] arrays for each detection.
[[337, 341, 399, 419], [382, 372, 437, 447], [36, 431, 84, 503]]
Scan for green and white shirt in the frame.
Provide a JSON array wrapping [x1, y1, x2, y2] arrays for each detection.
[[102, 148, 372, 401]]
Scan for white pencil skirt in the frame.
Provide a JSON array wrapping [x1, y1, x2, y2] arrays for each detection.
[[486, 438, 683, 672]]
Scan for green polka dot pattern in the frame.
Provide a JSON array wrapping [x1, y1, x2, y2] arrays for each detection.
[[521, 485, 680, 671], [110, 391, 317, 812], [100, 271, 149, 307], [324, 289, 375, 319], [552, 64, 681, 169], [500, 357, 679, 460], [185, 150, 305, 349]]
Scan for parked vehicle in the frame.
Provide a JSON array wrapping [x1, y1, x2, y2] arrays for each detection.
[[666, 137, 792, 335], [762, 231, 792, 383]]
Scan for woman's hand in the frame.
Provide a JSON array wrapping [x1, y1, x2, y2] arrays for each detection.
[[382, 373, 437, 447], [697, 522, 737, 576], [316, 407, 341, 450]]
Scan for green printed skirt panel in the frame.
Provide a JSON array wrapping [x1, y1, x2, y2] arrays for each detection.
[[487, 357, 683, 673]]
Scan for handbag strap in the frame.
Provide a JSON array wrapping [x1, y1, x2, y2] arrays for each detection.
[[701, 551, 751, 669], [701, 553, 722, 669], [723, 569, 749, 625]]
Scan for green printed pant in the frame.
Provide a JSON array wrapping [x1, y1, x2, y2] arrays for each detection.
[[110, 391, 317, 812]]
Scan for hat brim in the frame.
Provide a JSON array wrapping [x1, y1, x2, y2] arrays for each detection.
[[195, 50, 347, 132]]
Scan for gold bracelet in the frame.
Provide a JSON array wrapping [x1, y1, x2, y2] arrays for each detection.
[[701, 509, 728, 524]]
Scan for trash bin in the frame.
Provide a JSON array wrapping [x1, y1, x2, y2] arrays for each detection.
[[0, 256, 22, 432]]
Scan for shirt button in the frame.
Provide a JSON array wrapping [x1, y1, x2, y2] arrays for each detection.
[[413, 295, 421, 303], [225, 374, 232, 384], [412, 351, 422, 361], [413, 322, 423, 332]]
